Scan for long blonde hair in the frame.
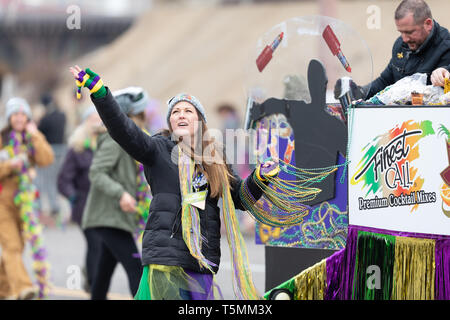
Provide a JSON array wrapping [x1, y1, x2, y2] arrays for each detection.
[[68, 121, 105, 153], [197, 119, 235, 198]]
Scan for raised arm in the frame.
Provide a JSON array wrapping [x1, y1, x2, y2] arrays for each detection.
[[91, 87, 158, 165], [69, 66, 157, 166]]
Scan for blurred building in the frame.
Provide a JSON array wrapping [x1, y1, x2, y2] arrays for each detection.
[[0, 0, 151, 126], [152, 0, 309, 4]]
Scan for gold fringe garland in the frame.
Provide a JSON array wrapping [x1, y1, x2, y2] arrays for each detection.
[[281, 234, 438, 300], [392, 236, 435, 300], [294, 258, 327, 300]]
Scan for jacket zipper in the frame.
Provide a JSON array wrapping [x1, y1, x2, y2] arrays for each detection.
[[170, 194, 210, 244], [170, 207, 182, 238]]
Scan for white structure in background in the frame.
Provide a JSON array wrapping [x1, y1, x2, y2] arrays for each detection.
[[0, 0, 152, 115], [0, 0, 152, 18], [0, 75, 16, 128]]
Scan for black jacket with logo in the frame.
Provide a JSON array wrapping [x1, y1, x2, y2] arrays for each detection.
[[91, 88, 262, 274], [366, 20, 450, 98]]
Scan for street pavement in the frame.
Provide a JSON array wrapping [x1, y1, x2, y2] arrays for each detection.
[[22, 221, 266, 300]]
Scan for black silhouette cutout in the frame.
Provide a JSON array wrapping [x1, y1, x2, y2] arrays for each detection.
[[248, 59, 348, 206]]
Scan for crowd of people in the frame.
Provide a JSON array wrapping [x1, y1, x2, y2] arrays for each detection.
[[0, 76, 255, 300]]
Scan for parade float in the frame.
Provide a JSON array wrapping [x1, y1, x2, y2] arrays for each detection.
[[243, 16, 450, 300]]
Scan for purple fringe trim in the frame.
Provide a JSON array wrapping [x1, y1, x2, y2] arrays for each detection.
[[435, 239, 450, 300], [324, 225, 450, 300]]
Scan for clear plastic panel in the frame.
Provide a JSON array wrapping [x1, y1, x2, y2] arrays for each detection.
[[245, 15, 373, 104]]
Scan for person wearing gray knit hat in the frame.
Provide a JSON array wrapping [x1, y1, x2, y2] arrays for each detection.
[[5, 97, 32, 121], [112, 87, 149, 116], [166, 93, 207, 125], [71, 86, 149, 300]]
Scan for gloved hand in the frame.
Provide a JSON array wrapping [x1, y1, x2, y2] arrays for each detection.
[[334, 77, 367, 121], [255, 160, 280, 182], [69, 65, 107, 99], [335, 77, 367, 101]]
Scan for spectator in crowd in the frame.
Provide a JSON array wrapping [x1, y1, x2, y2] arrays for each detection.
[[57, 105, 105, 293], [81, 87, 149, 300], [0, 97, 53, 299], [36, 93, 67, 221]]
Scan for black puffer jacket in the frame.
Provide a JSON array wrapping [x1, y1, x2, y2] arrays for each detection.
[[91, 88, 262, 274], [366, 20, 450, 98]]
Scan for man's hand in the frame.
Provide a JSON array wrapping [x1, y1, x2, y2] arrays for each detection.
[[119, 192, 137, 213], [431, 67, 450, 87]]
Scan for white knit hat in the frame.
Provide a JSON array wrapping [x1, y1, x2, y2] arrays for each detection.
[[6, 97, 32, 120], [112, 87, 149, 116]]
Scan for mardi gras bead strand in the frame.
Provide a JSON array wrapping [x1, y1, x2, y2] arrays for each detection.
[[255, 167, 337, 208], [134, 162, 151, 243], [178, 149, 216, 272], [7, 131, 50, 298], [14, 177, 50, 298], [133, 129, 152, 243], [239, 158, 347, 227], [240, 180, 310, 227], [221, 175, 261, 300]]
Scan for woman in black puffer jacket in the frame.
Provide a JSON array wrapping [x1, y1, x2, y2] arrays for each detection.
[[70, 66, 278, 300]]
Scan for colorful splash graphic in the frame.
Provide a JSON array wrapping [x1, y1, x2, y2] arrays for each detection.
[[254, 111, 348, 249], [351, 120, 435, 212]]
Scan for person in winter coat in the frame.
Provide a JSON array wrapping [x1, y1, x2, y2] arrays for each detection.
[[57, 105, 104, 292], [58, 105, 103, 225], [0, 98, 54, 300], [81, 86, 150, 300], [364, 0, 450, 98], [36, 93, 67, 218], [70, 66, 278, 300]]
